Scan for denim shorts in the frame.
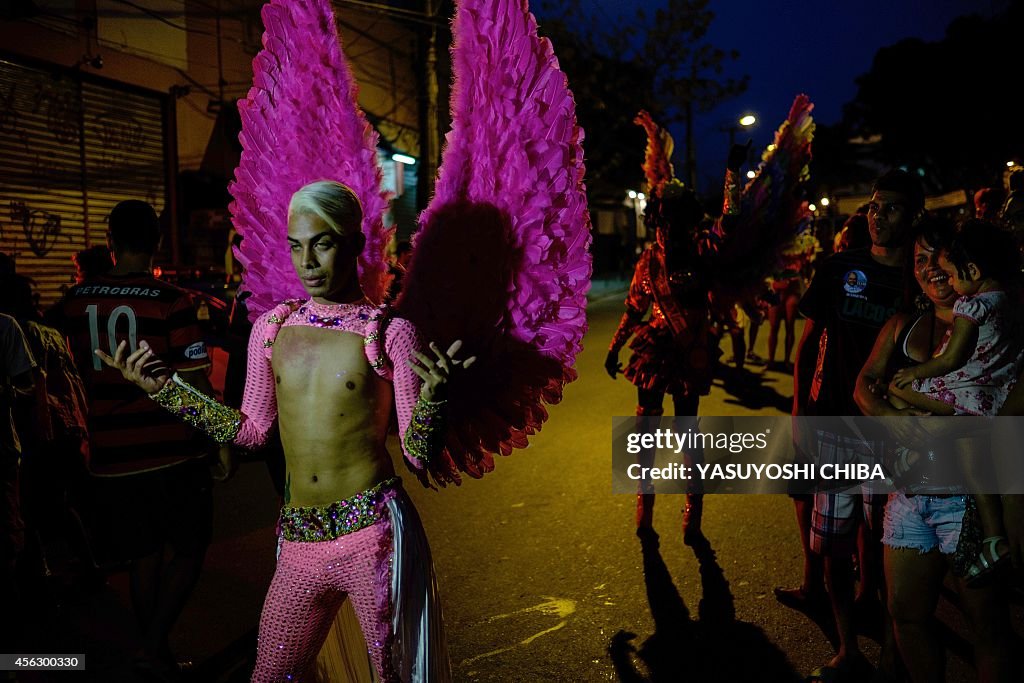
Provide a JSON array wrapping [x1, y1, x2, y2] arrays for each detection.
[[882, 490, 966, 555]]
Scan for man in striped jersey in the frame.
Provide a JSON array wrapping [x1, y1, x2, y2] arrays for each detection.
[[50, 200, 224, 674]]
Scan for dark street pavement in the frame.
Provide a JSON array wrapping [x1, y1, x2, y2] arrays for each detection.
[[12, 281, 1022, 682]]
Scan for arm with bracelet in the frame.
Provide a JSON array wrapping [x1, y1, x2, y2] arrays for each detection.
[[382, 316, 454, 470], [133, 307, 281, 449]]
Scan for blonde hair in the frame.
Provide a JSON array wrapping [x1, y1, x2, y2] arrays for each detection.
[[288, 180, 363, 237]]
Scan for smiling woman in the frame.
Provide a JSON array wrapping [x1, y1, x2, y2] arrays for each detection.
[[854, 216, 1017, 682]]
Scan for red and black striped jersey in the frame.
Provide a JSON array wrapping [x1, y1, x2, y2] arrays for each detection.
[[50, 273, 212, 475]]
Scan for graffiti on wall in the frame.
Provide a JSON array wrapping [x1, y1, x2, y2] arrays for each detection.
[[7, 200, 68, 257]]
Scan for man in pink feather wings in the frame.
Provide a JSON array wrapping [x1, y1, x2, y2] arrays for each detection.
[[99, 181, 470, 682]]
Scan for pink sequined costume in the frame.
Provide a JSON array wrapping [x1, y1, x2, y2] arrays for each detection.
[[611, 231, 720, 398], [235, 299, 450, 682]]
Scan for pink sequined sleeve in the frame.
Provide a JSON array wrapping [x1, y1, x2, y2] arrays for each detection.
[[384, 317, 428, 469], [235, 309, 281, 449]]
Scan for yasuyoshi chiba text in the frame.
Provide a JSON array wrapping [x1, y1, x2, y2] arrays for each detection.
[[626, 462, 887, 482]]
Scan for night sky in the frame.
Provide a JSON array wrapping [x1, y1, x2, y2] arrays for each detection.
[[586, 0, 1002, 192]]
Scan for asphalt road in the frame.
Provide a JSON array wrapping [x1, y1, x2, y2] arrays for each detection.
[[400, 294, 1003, 682]]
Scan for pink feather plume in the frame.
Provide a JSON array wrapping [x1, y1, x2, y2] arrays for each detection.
[[229, 0, 391, 319], [634, 110, 676, 196]]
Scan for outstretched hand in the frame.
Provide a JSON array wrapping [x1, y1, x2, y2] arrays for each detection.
[[605, 350, 622, 379], [408, 340, 476, 402], [95, 339, 171, 395]]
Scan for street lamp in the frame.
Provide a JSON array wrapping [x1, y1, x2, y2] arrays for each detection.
[[721, 112, 758, 147], [626, 190, 646, 240]]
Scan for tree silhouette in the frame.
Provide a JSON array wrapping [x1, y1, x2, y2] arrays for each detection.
[[842, 1, 1024, 191], [536, 0, 747, 194]]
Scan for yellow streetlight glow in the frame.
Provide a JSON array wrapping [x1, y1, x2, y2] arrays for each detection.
[[739, 115, 756, 127], [746, 170, 756, 179], [1009, 161, 1017, 167], [767, 143, 776, 152], [808, 203, 817, 212], [820, 197, 830, 207]]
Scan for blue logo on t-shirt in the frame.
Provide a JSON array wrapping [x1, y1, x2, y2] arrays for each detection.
[[843, 270, 867, 294]]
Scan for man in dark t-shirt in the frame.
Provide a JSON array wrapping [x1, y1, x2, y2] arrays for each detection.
[[785, 170, 924, 680], [798, 247, 903, 416]]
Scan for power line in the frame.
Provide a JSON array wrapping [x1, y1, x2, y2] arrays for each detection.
[[109, 0, 213, 35], [333, 0, 446, 27], [335, 16, 414, 61]]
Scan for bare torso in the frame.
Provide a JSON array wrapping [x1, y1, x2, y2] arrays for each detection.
[[273, 326, 395, 506]]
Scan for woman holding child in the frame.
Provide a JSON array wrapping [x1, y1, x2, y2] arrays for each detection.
[[854, 216, 1016, 682]]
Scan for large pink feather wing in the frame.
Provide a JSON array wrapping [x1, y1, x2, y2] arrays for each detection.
[[397, 0, 592, 485], [229, 0, 391, 319]]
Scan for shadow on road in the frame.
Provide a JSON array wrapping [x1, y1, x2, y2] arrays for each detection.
[[713, 365, 792, 414], [608, 528, 801, 682]]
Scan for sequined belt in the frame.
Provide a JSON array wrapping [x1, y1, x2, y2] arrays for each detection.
[[279, 477, 399, 542]]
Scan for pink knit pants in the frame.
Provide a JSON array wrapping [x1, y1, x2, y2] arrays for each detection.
[[252, 519, 394, 682]]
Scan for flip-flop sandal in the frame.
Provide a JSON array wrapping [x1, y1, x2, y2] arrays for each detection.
[[805, 654, 873, 683], [965, 536, 1009, 587], [805, 665, 838, 683]]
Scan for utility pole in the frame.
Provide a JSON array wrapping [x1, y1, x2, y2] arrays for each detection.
[[416, 0, 441, 210]]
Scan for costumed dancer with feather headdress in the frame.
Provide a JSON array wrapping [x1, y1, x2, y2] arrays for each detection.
[[608, 98, 815, 542], [97, 0, 591, 679], [605, 112, 749, 543]]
